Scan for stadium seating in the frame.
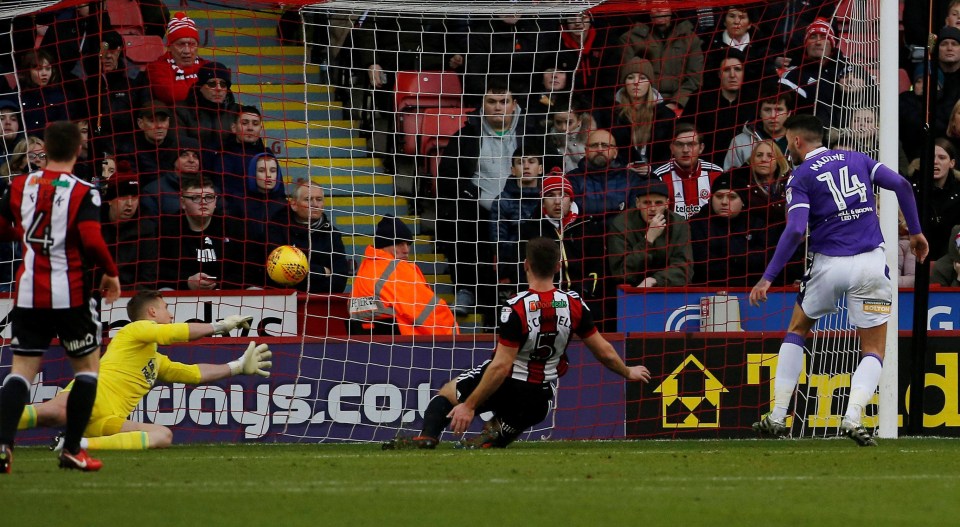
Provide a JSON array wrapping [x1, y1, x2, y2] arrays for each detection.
[[395, 71, 463, 155], [419, 106, 473, 184], [105, 0, 165, 65]]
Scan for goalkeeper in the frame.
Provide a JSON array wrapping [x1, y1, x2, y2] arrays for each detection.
[[17, 290, 272, 450]]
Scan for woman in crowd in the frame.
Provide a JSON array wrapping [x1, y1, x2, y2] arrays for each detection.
[[604, 57, 675, 171]]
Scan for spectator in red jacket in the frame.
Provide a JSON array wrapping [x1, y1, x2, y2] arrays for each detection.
[[146, 12, 207, 105]]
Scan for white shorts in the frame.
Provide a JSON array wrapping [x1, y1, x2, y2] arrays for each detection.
[[798, 247, 892, 329]]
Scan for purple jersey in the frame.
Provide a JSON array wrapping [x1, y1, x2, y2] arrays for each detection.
[[786, 147, 884, 256]]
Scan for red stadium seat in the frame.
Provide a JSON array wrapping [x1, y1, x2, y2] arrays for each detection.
[[898, 68, 911, 93], [394, 70, 463, 113], [106, 0, 165, 65], [419, 107, 473, 182]]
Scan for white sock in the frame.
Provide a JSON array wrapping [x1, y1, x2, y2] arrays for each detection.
[[844, 354, 883, 425], [770, 334, 805, 422], [55, 436, 88, 452]]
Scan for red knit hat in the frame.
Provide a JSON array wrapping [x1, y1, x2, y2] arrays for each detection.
[[167, 12, 199, 44], [805, 17, 836, 46], [542, 169, 573, 197]]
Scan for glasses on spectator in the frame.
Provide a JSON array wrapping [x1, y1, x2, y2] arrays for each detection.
[[205, 79, 228, 89], [27, 152, 46, 161], [672, 141, 698, 150], [587, 142, 614, 148], [182, 193, 217, 204]]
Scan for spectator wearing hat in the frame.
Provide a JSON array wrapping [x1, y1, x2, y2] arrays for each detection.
[[490, 144, 546, 283], [653, 122, 724, 219], [517, 171, 609, 324], [156, 173, 244, 290], [175, 61, 236, 152], [229, 152, 290, 287], [607, 176, 692, 288], [146, 12, 208, 105], [935, 25, 960, 136], [81, 30, 150, 156], [140, 136, 203, 218], [688, 171, 769, 287], [100, 168, 159, 290], [350, 217, 457, 336], [618, 7, 705, 111], [684, 48, 760, 166], [268, 181, 349, 294], [932, 224, 960, 286], [117, 100, 180, 181], [602, 56, 676, 168], [778, 17, 849, 127]]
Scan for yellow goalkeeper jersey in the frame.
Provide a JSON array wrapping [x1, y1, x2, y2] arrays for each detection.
[[95, 320, 202, 419]]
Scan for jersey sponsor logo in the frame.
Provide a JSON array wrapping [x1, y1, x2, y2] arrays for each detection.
[[62, 333, 95, 352], [862, 300, 891, 314], [27, 176, 69, 188], [528, 299, 568, 311]]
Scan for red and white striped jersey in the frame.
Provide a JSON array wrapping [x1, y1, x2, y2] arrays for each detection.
[[497, 288, 597, 384], [0, 170, 101, 309]]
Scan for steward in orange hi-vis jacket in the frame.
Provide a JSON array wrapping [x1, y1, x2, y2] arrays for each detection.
[[350, 217, 458, 336]]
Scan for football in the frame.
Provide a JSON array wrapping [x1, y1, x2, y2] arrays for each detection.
[[266, 245, 309, 286]]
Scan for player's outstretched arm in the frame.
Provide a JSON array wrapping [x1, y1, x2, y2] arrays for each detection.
[[196, 341, 273, 382], [212, 315, 254, 336], [100, 274, 121, 304], [582, 332, 651, 382]]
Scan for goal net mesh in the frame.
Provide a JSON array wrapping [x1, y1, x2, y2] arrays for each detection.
[[0, 0, 889, 444]]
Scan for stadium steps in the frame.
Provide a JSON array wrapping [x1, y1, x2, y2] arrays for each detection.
[[182, 3, 452, 310]]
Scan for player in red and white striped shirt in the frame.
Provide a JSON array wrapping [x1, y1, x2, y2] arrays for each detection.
[[383, 237, 651, 450], [0, 121, 121, 474]]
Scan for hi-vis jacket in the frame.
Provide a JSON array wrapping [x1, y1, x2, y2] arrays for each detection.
[[350, 245, 458, 335]]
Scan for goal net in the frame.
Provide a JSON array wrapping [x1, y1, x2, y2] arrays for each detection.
[[0, 0, 898, 445]]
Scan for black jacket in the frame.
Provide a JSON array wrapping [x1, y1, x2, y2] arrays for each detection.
[[268, 208, 350, 294]]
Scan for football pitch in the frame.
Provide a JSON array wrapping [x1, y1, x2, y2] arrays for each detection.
[[3, 438, 959, 526]]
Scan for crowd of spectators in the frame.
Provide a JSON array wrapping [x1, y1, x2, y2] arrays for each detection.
[[0, 1, 957, 332]]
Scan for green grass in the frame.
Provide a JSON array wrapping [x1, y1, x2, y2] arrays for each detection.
[[3, 439, 959, 526]]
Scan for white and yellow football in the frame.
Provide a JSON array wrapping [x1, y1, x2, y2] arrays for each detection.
[[266, 245, 309, 286]]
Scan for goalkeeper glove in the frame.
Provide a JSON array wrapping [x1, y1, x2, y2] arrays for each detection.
[[228, 341, 273, 377], [213, 315, 253, 336]]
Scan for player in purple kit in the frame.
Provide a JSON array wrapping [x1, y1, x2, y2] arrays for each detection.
[[749, 114, 929, 446], [382, 237, 651, 450]]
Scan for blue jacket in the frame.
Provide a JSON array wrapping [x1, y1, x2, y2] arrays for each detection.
[[489, 179, 542, 276], [567, 158, 640, 222]]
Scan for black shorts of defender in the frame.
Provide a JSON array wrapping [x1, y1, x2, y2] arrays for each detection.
[[455, 360, 555, 435], [9, 303, 102, 358]]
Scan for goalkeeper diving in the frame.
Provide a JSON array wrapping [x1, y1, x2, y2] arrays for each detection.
[[17, 290, 272, 450]]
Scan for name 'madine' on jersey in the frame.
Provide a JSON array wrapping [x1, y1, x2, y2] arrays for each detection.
[[786, 147, 885, 256]]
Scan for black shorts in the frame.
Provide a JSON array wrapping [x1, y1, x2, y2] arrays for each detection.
[[9, 300, 103, 358], [455, 359, 555, 431]]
